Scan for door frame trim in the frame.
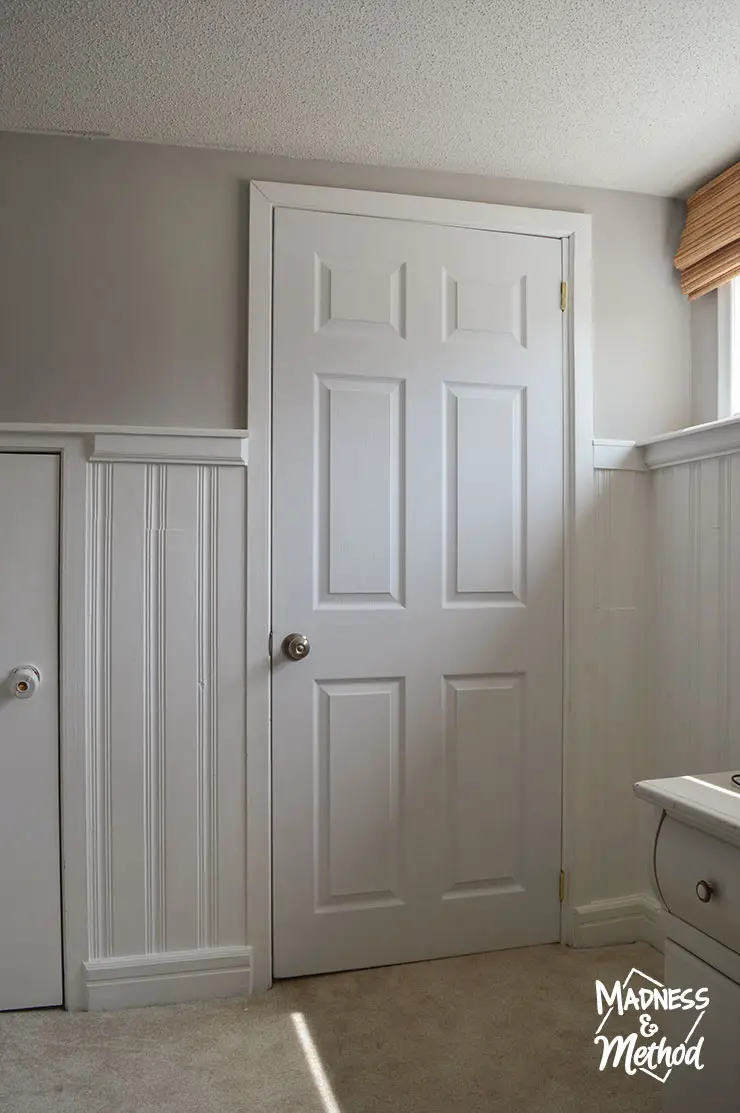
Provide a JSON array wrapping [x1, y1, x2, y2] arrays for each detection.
[[247, 181, 594, 990], [0, 434, 88, 1010]]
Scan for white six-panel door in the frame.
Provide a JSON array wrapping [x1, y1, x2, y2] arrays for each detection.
[[0, 453, 62, 1009], [272, 209, 564, 977]]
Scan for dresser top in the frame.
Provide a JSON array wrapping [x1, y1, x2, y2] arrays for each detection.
[[634, 772, 740, 848]]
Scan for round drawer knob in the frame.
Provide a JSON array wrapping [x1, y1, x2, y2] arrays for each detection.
[[696, 879, 714, 903]]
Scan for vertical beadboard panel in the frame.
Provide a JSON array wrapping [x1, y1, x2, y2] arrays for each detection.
[[195, 466, 216, 949], [109, 465, 148, 957], [163, 465, 204, 952], [591, 467, 652, 900], [654, 465, 693, 776], [696, 458, 722, 774], [653, 465, 676, 783], [86, 463, 114, 959], [718, 457, 732, 771], [729, 457, 740, 767], [144, 463, 167, 953], [215, 466, 247, 945], [653, 452, 740, 790], [86, 458, 247, 963]]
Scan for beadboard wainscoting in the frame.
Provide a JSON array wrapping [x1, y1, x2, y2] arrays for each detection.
[[82, 435, 249, 1007], [566, 432, 740, 949], [652, 455, 740, 779], [0, 425, 250, 1009], [1, 421, 676, 1008], [592, 468, 654, 891], [571, 446, 661, 948]]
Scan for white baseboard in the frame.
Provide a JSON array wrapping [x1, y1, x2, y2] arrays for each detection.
[[571, 894, 664, 952], [83, 946, 252, 1010]]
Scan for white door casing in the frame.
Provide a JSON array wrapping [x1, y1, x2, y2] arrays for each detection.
[[271, 207, 566, 976], [0, 452, 63, 1009]]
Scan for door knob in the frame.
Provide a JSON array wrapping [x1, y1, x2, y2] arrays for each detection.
[[8, 665, 41, 699], [282, 633, 310, 661]]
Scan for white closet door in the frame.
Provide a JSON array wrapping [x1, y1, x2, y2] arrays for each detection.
[[0, 453, 62, 1009], [272, 208, 564, 978]]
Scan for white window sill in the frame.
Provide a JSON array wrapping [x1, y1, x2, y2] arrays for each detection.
[[639, 415, 740, 469]]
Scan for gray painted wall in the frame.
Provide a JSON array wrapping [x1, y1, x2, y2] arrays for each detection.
[[0, 132, 690, 439]]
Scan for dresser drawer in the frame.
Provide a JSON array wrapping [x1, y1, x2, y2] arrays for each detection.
[[655, 815, 740, 952], [663, 940, 740, 1113]]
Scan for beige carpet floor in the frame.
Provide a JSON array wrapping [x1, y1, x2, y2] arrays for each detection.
[[0, 943, 662, 1113]]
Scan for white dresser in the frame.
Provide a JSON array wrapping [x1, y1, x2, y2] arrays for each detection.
[[635, 772, 740, 1113]]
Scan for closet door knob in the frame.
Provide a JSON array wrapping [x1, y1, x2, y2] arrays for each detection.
[[8, 665, 41, 699]]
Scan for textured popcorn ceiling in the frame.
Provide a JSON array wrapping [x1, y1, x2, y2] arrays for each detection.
[[2, 0, 740, 196]]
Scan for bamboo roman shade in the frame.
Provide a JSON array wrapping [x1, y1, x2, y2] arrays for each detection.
[[675, 160, 740, 299]]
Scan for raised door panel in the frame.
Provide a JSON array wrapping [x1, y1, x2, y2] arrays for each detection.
[[315, 258, 407, 338], [444, 383, 525, 605], [443, 270, 527, 347], [443, 675, 523, 898], [315, 679, 405, 910], [316, 376, 405, 608]]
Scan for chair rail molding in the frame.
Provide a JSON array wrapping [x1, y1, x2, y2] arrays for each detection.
[[0, 424, 249, 466], [641, 416, 740, 469], [593, 439, 647, 472], [89, 432, 248, 466]]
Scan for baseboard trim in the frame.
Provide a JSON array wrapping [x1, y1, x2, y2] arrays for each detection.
[[83, 946, 252, 1010], [571, 894, 664, 952]]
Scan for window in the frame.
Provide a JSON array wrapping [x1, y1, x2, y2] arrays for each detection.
[[731, 279, 740, 416], [717, 278, 740, 418]]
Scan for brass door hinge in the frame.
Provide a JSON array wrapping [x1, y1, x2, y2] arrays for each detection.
[[560, 282, 567, 312], [559, 870, 566, 903]]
